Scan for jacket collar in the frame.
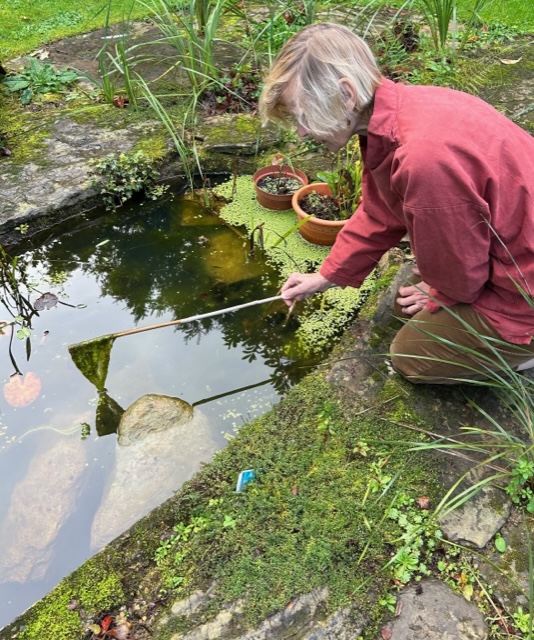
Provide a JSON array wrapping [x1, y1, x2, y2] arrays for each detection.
[[362, 78, 401, 170]]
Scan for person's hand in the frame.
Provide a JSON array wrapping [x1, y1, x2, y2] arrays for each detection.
[[281, 272, 334, 307], [396, 269, 431, 315]]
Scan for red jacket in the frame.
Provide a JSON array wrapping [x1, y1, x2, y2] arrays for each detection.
[[320, 78, 534, 344]]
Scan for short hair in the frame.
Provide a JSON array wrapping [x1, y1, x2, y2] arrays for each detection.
[[259, 23, 382, 138]]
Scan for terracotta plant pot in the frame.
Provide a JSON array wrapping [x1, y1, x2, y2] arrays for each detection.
[[292, 183, 347, 246], [253, 165, 308, 211]]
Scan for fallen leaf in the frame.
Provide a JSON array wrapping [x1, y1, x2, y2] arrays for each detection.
[[101, 616, 113, 632], [462, 583, 474, 601], [67, 599, 78, 610], [416, 496, 431, 510], [0, 146, 12, 157], [113, 95, 129, 109], [34, 292, 58, 311], [291, 485, 298, 495], [381, 625, 392, 639], [3, 372, 42, 408], [500, 57, 522, 65], [88, 624, 101, 635]]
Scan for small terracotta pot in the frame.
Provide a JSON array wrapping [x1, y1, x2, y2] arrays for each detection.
[[253, 165, 308, 211], [292, 183, 347, 246]]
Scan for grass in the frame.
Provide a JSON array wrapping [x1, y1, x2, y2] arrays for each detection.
[[0, 0, 147, 59], [1, 0, 533, 62]]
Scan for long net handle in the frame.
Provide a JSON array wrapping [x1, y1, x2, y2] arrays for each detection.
[[112, 295, 285, 339]]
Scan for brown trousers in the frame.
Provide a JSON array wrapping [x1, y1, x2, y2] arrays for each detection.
[[390, 284, 534, 385]]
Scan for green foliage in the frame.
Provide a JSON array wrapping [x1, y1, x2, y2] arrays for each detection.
[[152, 375, 439, 625], [513, 606, 532, 635], [316, 140, 363, 221], [505, 455, 534, 513], [2, 59, 79, 104], [386, 494, 439, 583], [90, 150, 161, 210]]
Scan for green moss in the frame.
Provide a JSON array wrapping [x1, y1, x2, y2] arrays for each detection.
[[0, 96, 50, 165], [149, 373, 440, 630], [360, 264, 400, 321], [18, 556, 125, 640]]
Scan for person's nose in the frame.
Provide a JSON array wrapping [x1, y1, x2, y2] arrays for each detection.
[[296, 123, 309, 138]]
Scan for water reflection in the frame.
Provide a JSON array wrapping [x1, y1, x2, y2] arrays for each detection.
[[0, 193, 322, 627]]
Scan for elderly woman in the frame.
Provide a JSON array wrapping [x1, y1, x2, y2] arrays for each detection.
[[259, 22, 534, 384]]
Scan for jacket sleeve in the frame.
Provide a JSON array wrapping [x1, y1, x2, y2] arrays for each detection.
[[320, 202, 406, 287]]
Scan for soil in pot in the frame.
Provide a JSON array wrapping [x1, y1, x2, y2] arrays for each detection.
[[257, 175, 303, 196], [298, 191, 342, 221]]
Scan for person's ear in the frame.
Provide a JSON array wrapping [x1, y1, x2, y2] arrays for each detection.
[[339, 77, 357, 111]]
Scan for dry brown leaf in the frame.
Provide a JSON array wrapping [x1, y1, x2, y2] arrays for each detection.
[[381, 625, 392, 640], [4, 372, 42, 408], [500, 57, 522, 65]]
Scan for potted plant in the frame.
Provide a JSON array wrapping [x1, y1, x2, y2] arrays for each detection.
[[292, 141, 363, 246], [253, 156, 308, 211]]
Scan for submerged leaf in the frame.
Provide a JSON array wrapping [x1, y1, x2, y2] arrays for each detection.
[[3, 371, 41, 407], [34, 292, 58, 311]]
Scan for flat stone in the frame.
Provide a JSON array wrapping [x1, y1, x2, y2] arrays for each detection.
[[0, 434, 87, 584], [198, 114, 278, 156], [438, 486, 511, 548], [383, 579, 487, 640]]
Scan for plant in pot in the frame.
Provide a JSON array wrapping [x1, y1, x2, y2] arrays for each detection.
[[292, 141, 363, 245], [253, 155, 308, 211]]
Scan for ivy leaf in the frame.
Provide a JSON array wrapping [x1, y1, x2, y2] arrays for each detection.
[[495, 534, 507, 553]]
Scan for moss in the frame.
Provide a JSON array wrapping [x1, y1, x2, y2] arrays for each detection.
[[0, 96, 50, 165], [359, 264, 400, 321], [17, 555, 125, 640], [149, 373, 441, 630]]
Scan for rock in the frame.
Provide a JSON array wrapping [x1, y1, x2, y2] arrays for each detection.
[[197, 114, 278, 156], [438, 486, 511, 549], [117, 393, 194, 446], [385, 579, 487, 640], [91, 396, 217, 549], [478, 512, 534, 611], [159, 588, 366, 640], [0, 435, 87, 583]]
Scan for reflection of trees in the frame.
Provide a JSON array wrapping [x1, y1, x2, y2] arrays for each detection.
[[26, 197, 321, 392]]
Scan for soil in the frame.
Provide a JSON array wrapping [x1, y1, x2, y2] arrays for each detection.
[[299, 192, 342, 221], [257, 174, 302, 195]]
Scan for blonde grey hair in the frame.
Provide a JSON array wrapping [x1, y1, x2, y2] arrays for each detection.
[[259, 23, 382, 138]]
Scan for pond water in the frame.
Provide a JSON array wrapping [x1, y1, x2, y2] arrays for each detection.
[[0, 193, 321, 627]]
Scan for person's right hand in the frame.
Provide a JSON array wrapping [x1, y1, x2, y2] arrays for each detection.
[[281, 272, 334, 307]]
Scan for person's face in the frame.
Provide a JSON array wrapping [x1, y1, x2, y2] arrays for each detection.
[[295, 120, 355, 154], [283, 80, 366, 153]]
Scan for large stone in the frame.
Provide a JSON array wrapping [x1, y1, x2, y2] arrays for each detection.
[[117, 393, 194, 446], [0, 434, 87, 584], [91, 395, 217, 549], [383, 579, 487, 640], [438, 486, 511, 549]]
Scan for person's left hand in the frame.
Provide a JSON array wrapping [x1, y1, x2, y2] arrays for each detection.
[[396, 270, 431, 315]]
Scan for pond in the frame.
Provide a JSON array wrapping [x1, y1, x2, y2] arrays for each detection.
[[0, 193, 322, 627]]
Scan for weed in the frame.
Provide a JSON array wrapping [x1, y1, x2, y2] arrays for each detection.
[[2, 59, 80, 104], [90, 150, 162, 210], [505, 455, 534, 512]]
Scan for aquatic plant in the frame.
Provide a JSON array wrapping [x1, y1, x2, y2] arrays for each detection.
[[214, 175, 377, 354]]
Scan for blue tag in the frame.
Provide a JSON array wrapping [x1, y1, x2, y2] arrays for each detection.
[[236, 469, 256, 493]]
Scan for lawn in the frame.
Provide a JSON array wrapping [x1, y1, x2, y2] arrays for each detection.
[[0, 0, 145, 59], [1, 0, 533, 61]]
